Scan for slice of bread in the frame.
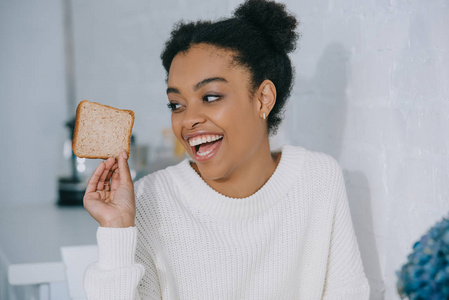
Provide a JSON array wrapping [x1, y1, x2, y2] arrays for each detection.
[[72, 100, 135, 159]]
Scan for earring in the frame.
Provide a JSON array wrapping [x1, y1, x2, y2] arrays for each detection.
[[263, 113, 266, 120]]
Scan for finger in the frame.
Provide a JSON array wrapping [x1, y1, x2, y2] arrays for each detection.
[[105, 162, 118, 191], [103, 180, 110, 192], [105, 162, 118, 183], [85, 161, 106, 194], [111, 167, 120, 191], [118, 150, 133, 186], [96, 157, 115, 190], [102, 159, 118, 191], [97, 190, 109, 200]]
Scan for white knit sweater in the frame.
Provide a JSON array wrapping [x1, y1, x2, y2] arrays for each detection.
[[84, 145, 370, 299]]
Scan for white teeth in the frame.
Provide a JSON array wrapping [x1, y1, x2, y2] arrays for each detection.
[[188, 134, 223, 147], [197, 149, 213, 157]]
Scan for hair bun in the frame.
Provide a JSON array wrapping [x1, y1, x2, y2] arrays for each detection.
[[234, 0, 299, 53]]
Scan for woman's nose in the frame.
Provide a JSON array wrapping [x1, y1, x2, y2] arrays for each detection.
[[182, 105, 206, 129]]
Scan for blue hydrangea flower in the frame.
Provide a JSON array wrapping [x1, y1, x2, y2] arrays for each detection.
[[397, 216, 449, 299]]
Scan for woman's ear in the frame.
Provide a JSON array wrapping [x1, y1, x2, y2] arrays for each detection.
[[257, 80, 276, 120]]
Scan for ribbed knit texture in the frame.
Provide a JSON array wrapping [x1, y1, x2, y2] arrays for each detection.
[[84, 145, 370, 299]]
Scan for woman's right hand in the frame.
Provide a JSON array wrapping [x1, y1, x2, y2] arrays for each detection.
[[83, 150, 136, 228]]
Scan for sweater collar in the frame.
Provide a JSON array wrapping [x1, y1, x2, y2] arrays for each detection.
[[167, 145, 307, 220]]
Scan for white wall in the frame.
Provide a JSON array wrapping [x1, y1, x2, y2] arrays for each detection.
[[287, 1, 449, 299], [0, 0, 67, 206], [70, 0, 234, 148], [1, 0, 448, 299]]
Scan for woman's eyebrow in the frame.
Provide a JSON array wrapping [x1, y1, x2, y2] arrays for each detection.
[[166, 77, 228, 95], [166, 87, 180, 94], [194, 77, 228, 91]]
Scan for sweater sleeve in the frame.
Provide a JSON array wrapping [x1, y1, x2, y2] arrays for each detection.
[[322, 167, 370, 300], [84, 227, 150, 299]]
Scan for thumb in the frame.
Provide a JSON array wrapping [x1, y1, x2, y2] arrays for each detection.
[[118, 150, 133, 185]]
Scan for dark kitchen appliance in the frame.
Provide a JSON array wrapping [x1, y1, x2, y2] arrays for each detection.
[[57, 118, 86, 206]]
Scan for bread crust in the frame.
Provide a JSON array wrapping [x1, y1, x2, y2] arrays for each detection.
[[72, 100, 135, 159]]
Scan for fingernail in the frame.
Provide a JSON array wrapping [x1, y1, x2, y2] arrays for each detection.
[[122, 150, 128, 160]]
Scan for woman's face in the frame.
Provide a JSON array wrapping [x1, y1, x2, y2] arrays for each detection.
[[166, 43, 268, 181]]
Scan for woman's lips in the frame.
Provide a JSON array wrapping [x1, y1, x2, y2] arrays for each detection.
[[183, 131, 224, 162], [191, 138, 223, 162]]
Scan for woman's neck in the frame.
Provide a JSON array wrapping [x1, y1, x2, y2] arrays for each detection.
[[191, 142, 282, 199]]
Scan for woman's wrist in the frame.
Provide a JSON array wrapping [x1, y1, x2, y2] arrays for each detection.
[[96, 226, 138, 268], [100, 216, 135, 228]]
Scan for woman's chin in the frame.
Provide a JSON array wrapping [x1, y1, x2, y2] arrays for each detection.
[[193, 163, 230, 183]]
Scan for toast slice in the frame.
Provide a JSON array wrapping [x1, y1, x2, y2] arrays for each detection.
[[72, 100, 135, 159]]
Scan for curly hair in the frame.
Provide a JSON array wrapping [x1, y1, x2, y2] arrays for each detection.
[[160, 0, 299, 135]]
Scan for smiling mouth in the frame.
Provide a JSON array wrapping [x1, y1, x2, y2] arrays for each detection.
[[188, 134, 224, 157]]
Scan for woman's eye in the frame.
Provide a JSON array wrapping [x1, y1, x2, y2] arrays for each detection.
[[203, 95, 221, 102], [167, 102, 181, 112]]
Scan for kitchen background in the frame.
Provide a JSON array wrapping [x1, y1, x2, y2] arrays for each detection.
[[1, 0, 449, 299]]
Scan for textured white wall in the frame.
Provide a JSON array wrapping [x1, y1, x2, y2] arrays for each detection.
[[1, 0, 448, 299], [0, 0, 67, 206], [287, 1, 449, 299]]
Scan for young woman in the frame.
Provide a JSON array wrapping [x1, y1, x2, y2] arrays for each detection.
[[83, 0, 370, 299]]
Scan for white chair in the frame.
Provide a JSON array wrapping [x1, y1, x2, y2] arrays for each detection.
[[61, 245, 98, 300]]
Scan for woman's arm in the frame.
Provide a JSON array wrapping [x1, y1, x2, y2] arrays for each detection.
[[84, 227, 146, 299], [322, 166, 370, 300], [84, 223, 162, 299], [82, 151, 161, 299]]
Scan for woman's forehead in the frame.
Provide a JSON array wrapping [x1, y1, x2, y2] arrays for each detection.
[[167, 44, 250, 87]]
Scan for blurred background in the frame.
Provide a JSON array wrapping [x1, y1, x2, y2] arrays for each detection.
[[1, 0, 448, 299]]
